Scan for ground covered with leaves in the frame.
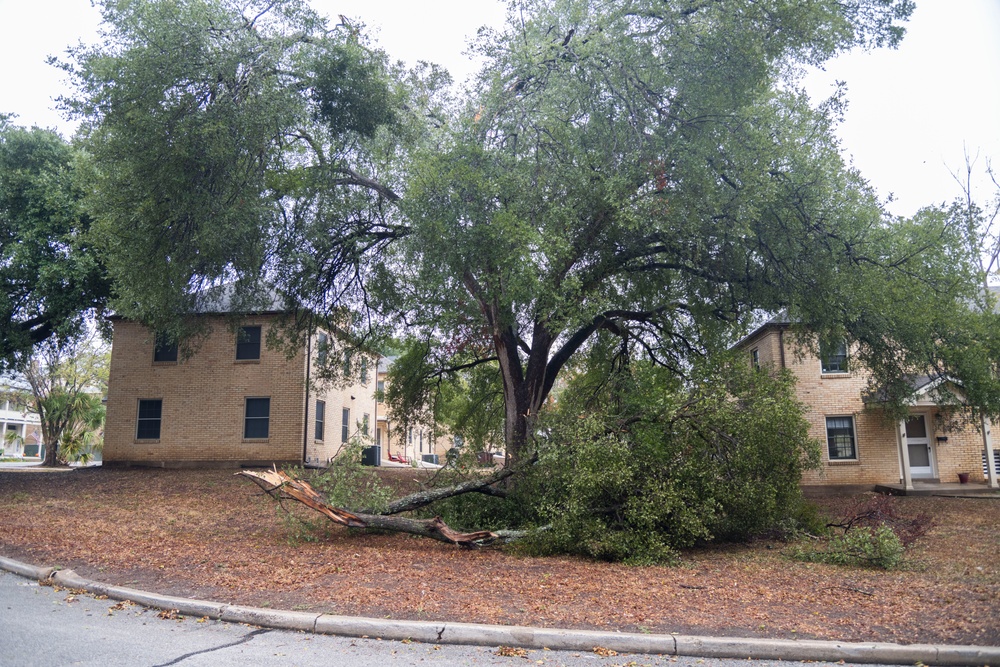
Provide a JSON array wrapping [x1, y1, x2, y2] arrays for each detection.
[[0, 467, 997, 646]]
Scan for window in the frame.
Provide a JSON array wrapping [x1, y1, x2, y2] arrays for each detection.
[[315, 400, 325, 441], [362, 413, 370, 436], [360, 357, 369, 385], [236, 326, 262, 360], [376, 379, 385, 398], [419, 430, 424, 453], [153, 333, 178, 362], [341, 407, 350, 443], [821, 339, 848, 374], [317, 332, 328, 365], [826, 416, 857, 460], [244, 397, 270, 439], [750, 348, 760, 370], [136, 399, 162, 440], [375, 427, 382, 446], [343, 351, 352, 378]]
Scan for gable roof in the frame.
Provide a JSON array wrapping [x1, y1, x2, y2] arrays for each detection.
[[191, 283, 287, 315], [732, 311, 791, 350]]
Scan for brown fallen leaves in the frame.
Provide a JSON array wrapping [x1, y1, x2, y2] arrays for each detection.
[[0, 467, 997, 646]]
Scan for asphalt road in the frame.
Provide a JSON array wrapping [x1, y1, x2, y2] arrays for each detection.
[[0, 570, 908, 667]]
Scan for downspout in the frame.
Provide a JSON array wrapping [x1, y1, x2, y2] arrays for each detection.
[[302, 334, 312, 464]]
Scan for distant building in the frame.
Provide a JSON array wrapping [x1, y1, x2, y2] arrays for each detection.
[[0, 386, 43, 457]]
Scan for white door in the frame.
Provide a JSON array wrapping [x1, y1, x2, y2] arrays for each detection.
[[905, 415, 934, 479]]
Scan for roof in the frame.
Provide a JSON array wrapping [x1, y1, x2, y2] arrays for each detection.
[[862, 374, 963, 406], [191, 283, 287, 315], [732, 311, 791, 350]]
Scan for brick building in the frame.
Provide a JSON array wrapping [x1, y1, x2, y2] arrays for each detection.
[[373, 357, 452, 466], [103, 297, 379, 467], [737, 317, 1000, 493]]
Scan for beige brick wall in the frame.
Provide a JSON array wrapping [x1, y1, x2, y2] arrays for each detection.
[[304, 342, 380, 466], [739, 327, 990, 487], [104, 316, 307, 466], [373, 369, 453, 465]]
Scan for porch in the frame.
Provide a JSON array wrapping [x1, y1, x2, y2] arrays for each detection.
[[874, 480, 1000, 497]]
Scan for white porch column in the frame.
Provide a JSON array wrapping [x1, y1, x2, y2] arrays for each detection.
[[896, 419, 913, 491], [982, 416, 998, 489]]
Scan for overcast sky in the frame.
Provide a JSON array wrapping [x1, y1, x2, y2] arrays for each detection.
[[0, 0, 996, 218]]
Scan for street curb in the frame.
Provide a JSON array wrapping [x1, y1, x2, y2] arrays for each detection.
[[2, 557, 997, 665]]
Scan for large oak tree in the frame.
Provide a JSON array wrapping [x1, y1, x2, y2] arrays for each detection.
[[61, 0, 1000, 464]]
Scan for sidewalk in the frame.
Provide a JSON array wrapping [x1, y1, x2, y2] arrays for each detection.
[[1, 555, 996, 666]]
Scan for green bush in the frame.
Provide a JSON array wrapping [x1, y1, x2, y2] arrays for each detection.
[[796, 524, 904, 569]]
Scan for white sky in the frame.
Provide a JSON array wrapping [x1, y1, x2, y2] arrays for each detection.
[[0, 0, 996, 218]]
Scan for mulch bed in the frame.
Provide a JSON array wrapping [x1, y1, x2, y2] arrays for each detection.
[[0, 467, 997, 646]]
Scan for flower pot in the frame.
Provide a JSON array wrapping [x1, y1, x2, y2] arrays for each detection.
[[958, 472, 970, 484]]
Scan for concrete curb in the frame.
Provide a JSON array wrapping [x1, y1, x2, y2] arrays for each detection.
[[2, 556, 997, 665]]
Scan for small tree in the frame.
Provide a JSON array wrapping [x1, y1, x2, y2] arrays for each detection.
[[19, 334, 108, 466]]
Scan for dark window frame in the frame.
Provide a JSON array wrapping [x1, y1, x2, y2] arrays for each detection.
[[136, 399, 163, 440], [244, 397, 270, 439], [821, 339, 849, 374], [341, 407, 350, 443], [236, 326, 262, 361], [317, 332, 328, 366], [826, 416, 857, 460], [153, 333, 178, 363], [315, 400, 325, 441]]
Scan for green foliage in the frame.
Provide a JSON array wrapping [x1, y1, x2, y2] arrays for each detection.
[[431, 351, 820, 564], [56, 395, 105, 465], [57, 0, 997, 468], [780, 499, 830, 539], [60, 0, 411, 340], [19, 334, 109, 466], [310, 41, 398, 138], [796, 524, 904, 570], [306, 439, 394, 514], [0, 120, 109, 370]]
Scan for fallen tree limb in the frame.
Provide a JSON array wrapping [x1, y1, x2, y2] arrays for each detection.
[[238, 468, 505, 547], [368, 457, 531, 516]]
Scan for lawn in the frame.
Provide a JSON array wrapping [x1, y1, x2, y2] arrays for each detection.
[[0, 467, 997, 646]]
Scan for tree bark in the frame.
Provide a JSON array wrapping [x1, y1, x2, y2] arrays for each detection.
[[239, 468, 520, 548]]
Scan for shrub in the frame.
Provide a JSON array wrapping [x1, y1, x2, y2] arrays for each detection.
[[797, 523, 904, 569], [827, 493, 931, 547], [792, 495, 928, 569]]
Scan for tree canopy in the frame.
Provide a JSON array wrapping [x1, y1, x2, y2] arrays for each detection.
[[51, 0, 1000, 464], [0, 118, 110, 370]]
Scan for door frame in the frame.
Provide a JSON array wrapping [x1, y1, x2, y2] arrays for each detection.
[[906, 413, 936, 479]]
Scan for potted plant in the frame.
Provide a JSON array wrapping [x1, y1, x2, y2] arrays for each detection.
[[958, 472, 970, 484]]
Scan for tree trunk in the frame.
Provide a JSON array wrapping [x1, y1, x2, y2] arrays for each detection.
[[42, 440, 58, 467], [494, 325, 552, 467]]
